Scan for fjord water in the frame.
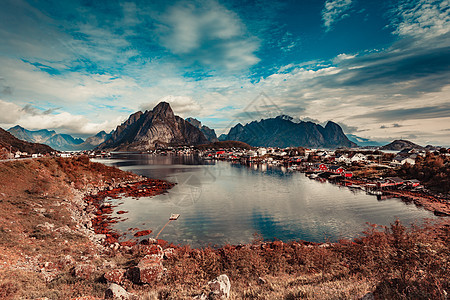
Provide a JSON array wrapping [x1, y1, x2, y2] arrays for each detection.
[[95, 153, 438, 247]]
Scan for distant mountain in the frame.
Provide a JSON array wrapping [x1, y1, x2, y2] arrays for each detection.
[[0, 127, 53, 156], [77, 131, 112, 150], [219, 115, 356, 148], [185, 117, 218, 142], [7, 125, 109, 151], [379, 139, 424, 151], [96, 102, 209, 151], [8, 125, 56, 144], [8, 125, 84, 151], [346, 134, 383, 147]]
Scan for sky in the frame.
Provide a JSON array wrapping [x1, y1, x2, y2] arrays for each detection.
[[0, 0, 449, 146]]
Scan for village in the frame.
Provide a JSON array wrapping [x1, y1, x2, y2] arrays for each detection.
[[179, 144, 450, 216], [4, 142, 449, 216]]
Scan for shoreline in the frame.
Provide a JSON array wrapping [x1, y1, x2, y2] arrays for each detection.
[[0, 156, 448, 299]]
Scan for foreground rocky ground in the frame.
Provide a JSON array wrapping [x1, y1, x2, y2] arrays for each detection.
[[0, 157, 448, 299]]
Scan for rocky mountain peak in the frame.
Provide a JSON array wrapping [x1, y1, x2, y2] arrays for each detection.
[[220, 117, 356, 148], [152, 101, 174, 118], [96, 102, 209, 151]]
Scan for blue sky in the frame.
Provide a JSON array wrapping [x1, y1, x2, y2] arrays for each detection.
[[0, 0, 449, 146]]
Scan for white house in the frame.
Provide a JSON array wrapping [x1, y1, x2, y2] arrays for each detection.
[[257, 148, 267, 156], [350, 153, 367, 163], [335, 154, 349, 163]]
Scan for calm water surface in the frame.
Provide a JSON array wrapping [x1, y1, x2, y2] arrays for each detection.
[[94, 153, 439, 247]]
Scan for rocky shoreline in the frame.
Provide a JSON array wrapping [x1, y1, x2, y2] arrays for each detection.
[[0, 156, 448, 299]]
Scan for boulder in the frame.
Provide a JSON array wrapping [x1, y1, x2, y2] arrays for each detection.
[[139, 244, 164, 258], [128, 254, 164, 284], [104, 269, 126, 284], [163, 248, 175, 259], [208, 274, 231, 299], [360, 292, 375, 300], [73, 264, 96, 279], [104, 283, 131, 300], [59, 255, 75, 267]]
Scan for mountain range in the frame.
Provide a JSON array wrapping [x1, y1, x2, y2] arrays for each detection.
[[0, 127, 53, 157], [11, 101, 431, 151], [96, 102, 209, 151], [185, 117, 218, 142], [7, 126, 110, 151], [219, 115, 356, 148]]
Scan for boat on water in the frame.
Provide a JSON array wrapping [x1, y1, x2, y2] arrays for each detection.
[[367, 189, 383, 196], [348, 184, 363, 190]]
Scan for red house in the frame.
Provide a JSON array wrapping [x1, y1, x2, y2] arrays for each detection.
[[328, 165, 345, 174]]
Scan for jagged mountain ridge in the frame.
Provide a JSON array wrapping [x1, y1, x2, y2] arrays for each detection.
[[219, 115, 356, 148], [96, 102, 209, 151], [7, 125, 110, 151], [185, 117, 218, 142], [0, 127, 54, 156], [8, 125, 83, 151]]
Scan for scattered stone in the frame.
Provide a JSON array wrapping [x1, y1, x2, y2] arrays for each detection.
[[104, 283, 132, 300], [36, 222, 55, 231], [73, 264, 96, 279], [128, 254, 164, 284], [208, 274, 231, 299], [163, 247, 175, 259], [104, 269, 126, 284], [59, 255, 75, 267], [360, 292, 375, 300], [140, 244, 164, 258]]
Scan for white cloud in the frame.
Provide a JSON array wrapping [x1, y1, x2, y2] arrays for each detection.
[[0, 99, 120, 135], [155, 0, 259, 70], [141, 95, 203, 118], [0, 57, 139, 104], [322, 0, 353, 31], [391, 0, 450, 40]]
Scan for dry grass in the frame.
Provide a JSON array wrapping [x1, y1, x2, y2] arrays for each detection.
[[0, 157, 448, 299]]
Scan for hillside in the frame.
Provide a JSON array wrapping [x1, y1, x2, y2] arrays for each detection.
[[0, 127, 53, 157], [0, 157, 448, 299], [380, 139, 424, 151]]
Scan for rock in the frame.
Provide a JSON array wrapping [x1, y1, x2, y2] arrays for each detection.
[[128, 255, 164, 284], [360, 292, 375, 300], [36, 222, 54, 231], [104, 269, 126, 284], [163, 248, 175, 259], [208, 274, 231, 299], [104, 283, 131, 300], [59, 255, 75, 267], [193, 294, 208, 300], [257, 277, 266, 285], [142, 244, 164, 258], [73, 264, 96, 279]]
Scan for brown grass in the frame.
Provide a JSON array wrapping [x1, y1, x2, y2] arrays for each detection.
[[0, 157, 448, 299]]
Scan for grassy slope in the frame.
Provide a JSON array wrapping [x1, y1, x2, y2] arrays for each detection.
[[0, 157, 448, 299], [0, 157, 138, 299]]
